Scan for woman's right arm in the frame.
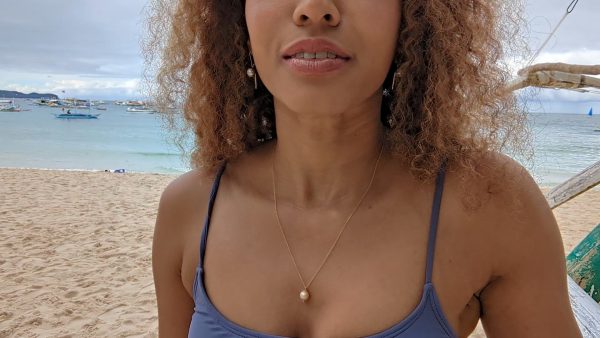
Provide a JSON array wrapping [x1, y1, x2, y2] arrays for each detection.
[[152, 176, 201, 338]]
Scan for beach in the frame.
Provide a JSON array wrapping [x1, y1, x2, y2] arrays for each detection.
[[0, 169, 171, 337], [0, 168, 598, 337]]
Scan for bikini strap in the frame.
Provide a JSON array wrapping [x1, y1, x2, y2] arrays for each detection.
[[425, 160, 448, 285], [198, 163, 227, 270]]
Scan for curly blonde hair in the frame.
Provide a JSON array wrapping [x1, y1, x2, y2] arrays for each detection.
[[144, 0, 530, 182]]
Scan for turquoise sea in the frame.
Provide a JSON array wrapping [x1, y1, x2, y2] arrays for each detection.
[[0, 99, 598, 187], [0, 99, 188, 174]]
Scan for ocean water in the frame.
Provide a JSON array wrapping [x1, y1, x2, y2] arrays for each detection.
[[527, 112, 599, 186], [0, 99, 599, 186], [0, 100, 188, 174]]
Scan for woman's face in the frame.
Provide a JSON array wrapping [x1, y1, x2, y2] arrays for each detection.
[[245, 0, 401, 118]]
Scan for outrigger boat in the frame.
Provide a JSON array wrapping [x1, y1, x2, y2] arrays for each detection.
[[126, 106, 156, 113], [53, 98, 100, 119], [34, 98, 61, 106], [125, 100, 146, 107], [0, 106, 24, 112], [0, 100, 27, 112], [53, 112, 100, 119]]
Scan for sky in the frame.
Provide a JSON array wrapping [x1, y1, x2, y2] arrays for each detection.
[[0, 0, 598, 110]]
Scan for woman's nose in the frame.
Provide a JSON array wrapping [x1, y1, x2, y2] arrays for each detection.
[[292, 0, 341, 28]]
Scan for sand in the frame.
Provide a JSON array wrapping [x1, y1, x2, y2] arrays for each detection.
[[0, 168, 598, 337], [0, 169, 172, 337]]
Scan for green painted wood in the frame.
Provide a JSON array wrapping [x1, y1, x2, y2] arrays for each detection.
[[567, 224, 600, 303]]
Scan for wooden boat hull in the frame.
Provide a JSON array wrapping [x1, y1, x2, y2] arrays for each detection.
[[567, 224, 600, 303]]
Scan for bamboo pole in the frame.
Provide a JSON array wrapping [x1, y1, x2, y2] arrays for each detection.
[[508, 62, 600, 93], [507, 71, 600, 92], [518, 63, 600, 76], [546, 160, 600, 209]]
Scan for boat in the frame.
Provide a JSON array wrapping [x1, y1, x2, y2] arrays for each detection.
[[95, 106, 108, 111], [127, 107, 156, 113], [588, 109, 599, 131], [568, 223, 600, 303], [53, 112, 100, 119], [34, 98, 60, 106], [125, 100, 146, 107], [0, 99, 13, 104], [60, 98, 91, 109], [0, 105, 24, 112], [0, 101, 25, 112]]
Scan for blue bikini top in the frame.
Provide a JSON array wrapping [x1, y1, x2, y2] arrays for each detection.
[[189, 162, 457, 337]]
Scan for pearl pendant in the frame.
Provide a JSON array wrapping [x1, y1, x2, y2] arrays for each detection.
[[246, 68, 255, 78], [299, 289, 310, 302]]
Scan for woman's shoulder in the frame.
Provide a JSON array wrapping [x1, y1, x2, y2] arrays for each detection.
[[447, 151, 540, 212], [154, 167, 222, 242], [160, 167, 220, 205], [451, 151, 561, 271], [458, 154, 580, 336], [443, 150, 554, 250]]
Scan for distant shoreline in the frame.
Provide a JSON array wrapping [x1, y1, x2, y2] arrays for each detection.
[[0, 166, 181, 176], [0, 90, 58, 99]]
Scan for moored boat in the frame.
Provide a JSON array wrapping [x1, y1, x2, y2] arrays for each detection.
[[53, 113, 100, 119], [0, 101, 26, 112], [125, 100, 146, 107], [0, 106, 23, 112], [126, 107, 156, 113]]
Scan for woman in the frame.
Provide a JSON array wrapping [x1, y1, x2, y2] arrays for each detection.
[[149, 0, 583, 337]]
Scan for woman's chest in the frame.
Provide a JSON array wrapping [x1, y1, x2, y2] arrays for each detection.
[[180, 200, 491, 337]]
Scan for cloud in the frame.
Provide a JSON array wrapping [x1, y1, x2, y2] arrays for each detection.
[[535, 49, 600, 66], [0, 70, 141, 100], [509, 0, 600, 112], [524, 92, 598, 114], [524, 0, 600, 52], [531, 88, 599, 102], [0, 0, 147, 99]]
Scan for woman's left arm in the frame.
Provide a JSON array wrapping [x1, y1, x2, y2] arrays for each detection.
[[477, 160, 583, 338]]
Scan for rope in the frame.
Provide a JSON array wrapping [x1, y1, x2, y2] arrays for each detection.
[[526, 0, 581, 67]]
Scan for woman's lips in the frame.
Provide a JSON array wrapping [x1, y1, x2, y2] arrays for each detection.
[[283, 57, 350, 75]]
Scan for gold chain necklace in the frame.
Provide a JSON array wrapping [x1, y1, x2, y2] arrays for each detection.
[[271, 145, 384, 302]]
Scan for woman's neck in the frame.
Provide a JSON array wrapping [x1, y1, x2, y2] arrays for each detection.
[[271, 101, 385, 209]]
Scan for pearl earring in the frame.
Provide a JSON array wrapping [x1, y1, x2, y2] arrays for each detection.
[[247, 52, 258, 90], [391, 71, 400, 91], [383, 71, 400, 97]]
